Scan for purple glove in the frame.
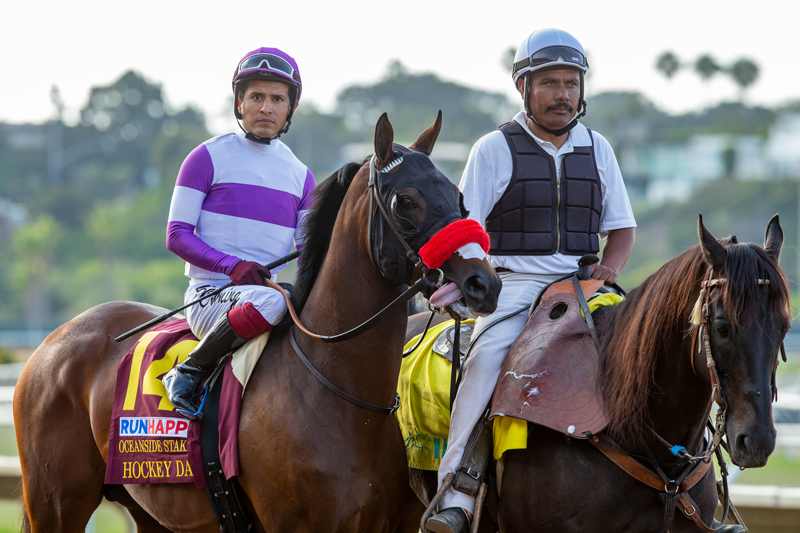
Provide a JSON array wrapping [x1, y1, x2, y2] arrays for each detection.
[[230, 261, 271, 286]]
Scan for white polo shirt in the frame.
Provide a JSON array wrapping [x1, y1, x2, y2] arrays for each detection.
[[459, 112, 636, 276]]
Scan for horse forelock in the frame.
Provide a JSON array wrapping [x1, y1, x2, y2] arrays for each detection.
[[601, 240, 791, 441], [719, 242, 792, 333]]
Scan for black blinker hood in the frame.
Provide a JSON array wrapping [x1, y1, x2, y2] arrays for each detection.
[[370, 144, 462, 284]]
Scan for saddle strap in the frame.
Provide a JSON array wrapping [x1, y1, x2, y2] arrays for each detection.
[[589, 435, 722, 531], [201, 372, 253, 533], [571, 274, 602, 353], [678, 492, 721, 533]]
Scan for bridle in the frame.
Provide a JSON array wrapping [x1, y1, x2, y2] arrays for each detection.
[[589, 268, 781, 532], [268, 153, 484, 415]]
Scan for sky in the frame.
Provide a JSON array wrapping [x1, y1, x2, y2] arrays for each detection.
[[2, 0, 796, 134]]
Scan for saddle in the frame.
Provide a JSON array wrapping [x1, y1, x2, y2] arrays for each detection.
[[489, 278, 610, 438]]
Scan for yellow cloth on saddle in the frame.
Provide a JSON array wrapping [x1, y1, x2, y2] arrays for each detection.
[[397, 320, 469, 470], [492, 292, 624, 460], [397, 293, 623, 470]]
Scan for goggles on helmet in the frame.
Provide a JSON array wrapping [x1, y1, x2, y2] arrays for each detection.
[[513, 45, 588, 75], [237, 53, 297, 80]]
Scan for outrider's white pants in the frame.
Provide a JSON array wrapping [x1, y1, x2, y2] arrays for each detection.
[[183, 279, 287, 340], [437, 272, 562, 514]]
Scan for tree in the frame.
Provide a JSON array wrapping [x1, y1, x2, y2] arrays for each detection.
[[694, 54, 721, 81], [336, 61, 516, 144], [729, 58, 760, 101], [502, 47, 516, 72], [655, 51, 681, 79]]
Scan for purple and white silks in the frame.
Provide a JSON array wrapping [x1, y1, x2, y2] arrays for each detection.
[[167, 131, 315, 281]]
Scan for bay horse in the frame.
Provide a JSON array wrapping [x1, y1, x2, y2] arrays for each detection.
[[14, 113, 502, 533], [410, 215, 790, 532]]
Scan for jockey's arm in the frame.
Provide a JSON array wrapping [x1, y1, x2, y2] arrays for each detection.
[[590, 227, 635, 285], [166, 145, 242, 276]]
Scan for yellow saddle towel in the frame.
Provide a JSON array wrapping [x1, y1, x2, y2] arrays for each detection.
[[397, 292, 624, 470], [397, 320, 465, 470]]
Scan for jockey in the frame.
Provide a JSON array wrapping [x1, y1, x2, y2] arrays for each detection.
[[426, 29, 637, 533], [162, 47, 315, 419]]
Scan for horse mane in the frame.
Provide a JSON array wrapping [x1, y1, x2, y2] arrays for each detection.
[[271, 161, 363, 338], [600, 238, 792, 441]]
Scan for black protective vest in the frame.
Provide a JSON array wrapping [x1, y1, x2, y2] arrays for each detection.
[[485, 121, 602, 256]]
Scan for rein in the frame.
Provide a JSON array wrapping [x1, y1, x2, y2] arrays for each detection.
[[272, 154, 483, 416]]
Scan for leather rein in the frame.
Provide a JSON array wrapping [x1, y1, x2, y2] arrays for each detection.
[[266, 154, 441, 415], [586, 269, 778, 532]]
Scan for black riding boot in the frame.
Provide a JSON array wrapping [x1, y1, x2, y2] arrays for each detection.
[[162, 314, 245, 419]]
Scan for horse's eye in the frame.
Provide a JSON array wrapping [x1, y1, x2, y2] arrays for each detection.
[[715, 322, 730, 338], [398, 196, 414, 210]]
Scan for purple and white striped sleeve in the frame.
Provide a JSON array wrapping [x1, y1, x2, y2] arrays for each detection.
[[293, 168, 316, 251], [166, 145, 241, 275]]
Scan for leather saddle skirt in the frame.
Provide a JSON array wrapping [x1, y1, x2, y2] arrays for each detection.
[[489, 280, 609, 438]]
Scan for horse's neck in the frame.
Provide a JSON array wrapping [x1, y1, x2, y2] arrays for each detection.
[[296, 211, 407, 406], [600, 297, 714, 458], [647, 321, 714, 456]]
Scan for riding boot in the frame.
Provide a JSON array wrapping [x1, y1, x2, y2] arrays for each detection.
[[425, 508, 470, 533], [711, 520, 746, 533], [163, 314, 245, 419]]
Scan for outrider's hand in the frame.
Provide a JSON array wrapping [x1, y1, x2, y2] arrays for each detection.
[[589, 263, 618, 285], [230, 260, 271, 286]]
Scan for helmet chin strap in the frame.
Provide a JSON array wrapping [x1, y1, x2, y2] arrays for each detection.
[[523, 72, 588, 138], [236, 116, 292, 145]]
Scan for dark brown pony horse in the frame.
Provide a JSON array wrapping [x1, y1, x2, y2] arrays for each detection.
[[14, 113, 502, 532], [411, 215, 790, 532]]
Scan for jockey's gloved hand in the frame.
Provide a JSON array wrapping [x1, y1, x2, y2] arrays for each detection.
[[230, 260, 271, 286]]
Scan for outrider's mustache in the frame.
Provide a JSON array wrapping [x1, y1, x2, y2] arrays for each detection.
[[547, 103, 574, 112]]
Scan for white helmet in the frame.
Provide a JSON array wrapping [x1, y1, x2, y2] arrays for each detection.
[[512, 28, 589, 137], [512, 28, 589, 83]]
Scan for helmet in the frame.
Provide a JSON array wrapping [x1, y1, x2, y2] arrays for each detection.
[[512, 28, 589, 83], [232, 47, 303, 142], [512, 29, 589, 137]]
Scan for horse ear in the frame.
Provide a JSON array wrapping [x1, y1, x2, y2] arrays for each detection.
[[698, 214, 726, 272], [764, 213, 783, 262], [409, 110, 442, 157], [374, 112, 394, 169]]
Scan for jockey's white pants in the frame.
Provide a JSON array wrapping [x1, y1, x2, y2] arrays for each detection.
[[183, 279, 287, 340], [438, 272, 563, 514]]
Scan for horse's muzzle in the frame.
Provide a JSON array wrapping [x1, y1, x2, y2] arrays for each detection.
[[729, 425, 776, 468], [461, 270, 502, 316]]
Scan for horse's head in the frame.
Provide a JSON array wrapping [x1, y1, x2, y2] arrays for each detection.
[[365, 112, 501, 316], [697, 214, 791, 467]]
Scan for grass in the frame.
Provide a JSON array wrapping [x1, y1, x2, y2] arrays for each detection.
[[0, 500, 130, 532], [733, 451, 800, 487], [0, 429, 16, 457]]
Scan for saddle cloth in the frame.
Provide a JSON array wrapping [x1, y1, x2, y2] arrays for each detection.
[[105, 319, 269, 489], [398, 291, 622, 470]]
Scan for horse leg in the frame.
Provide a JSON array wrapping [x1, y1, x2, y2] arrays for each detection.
[[17, 406, 106, 532], [104, 485, 173, 533]]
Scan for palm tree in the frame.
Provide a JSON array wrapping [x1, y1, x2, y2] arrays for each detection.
[[694, 54, 721, 82], [655, 51, 681, 79], [729, 58, 759, 101]]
